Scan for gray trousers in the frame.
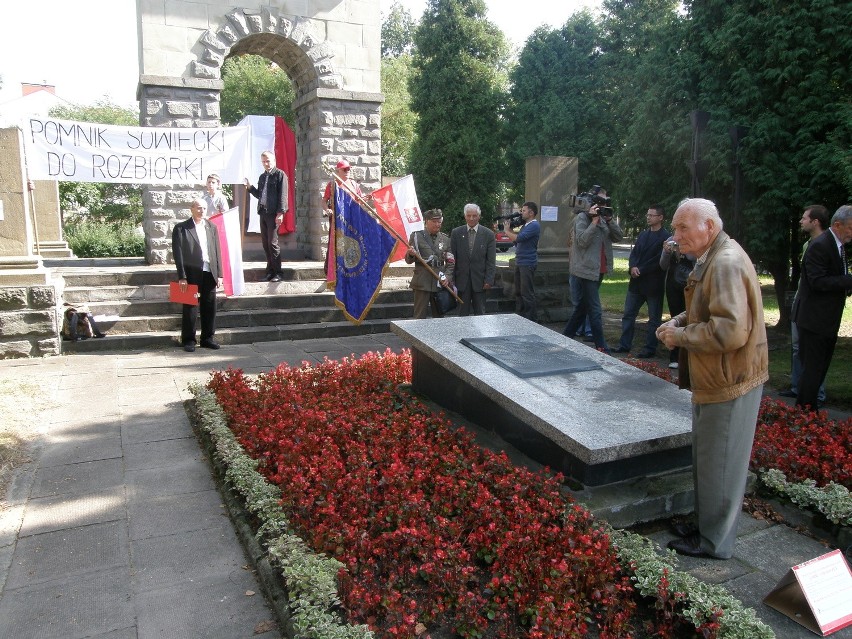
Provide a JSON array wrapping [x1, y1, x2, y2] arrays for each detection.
[[692, 384, 762, 559]]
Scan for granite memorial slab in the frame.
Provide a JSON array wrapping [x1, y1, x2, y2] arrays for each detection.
[[460, 334, 601, 377], [391, 315, 693, 486]]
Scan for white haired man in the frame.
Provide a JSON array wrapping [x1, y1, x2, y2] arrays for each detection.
[[449, 204, 496, 315], [656, 198, 768, 559]]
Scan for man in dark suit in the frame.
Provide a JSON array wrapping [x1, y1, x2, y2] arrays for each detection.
[[244, 151, 289, 282], [793, 204, 852, 410], [172, 197, 223, 352], [449, 203, 496, 315]]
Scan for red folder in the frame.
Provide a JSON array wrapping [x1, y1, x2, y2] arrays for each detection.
[[169, 282, 199, 306]]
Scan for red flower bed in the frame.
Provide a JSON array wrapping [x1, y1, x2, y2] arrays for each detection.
[[751, 397, 852, 489], [620, 360, 852, 490], [208, 351, 651, 638]]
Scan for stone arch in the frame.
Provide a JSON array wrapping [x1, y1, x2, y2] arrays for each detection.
[[137, 3, 383, 263]]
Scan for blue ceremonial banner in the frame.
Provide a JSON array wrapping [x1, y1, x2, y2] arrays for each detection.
[[330, 187, 398, 324]]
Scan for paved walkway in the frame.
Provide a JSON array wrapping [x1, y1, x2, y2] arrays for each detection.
[[0, 331, 849, 638]]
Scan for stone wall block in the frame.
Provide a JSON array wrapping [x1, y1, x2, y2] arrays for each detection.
[[144, 190, 166, 207], [0, 288, 28, 311], [306, 41, 333, 63], [245, 13, 264, 33], [148, 249, 169, 265], [262, 8, 278, 33], [321, 126, 343, 137], [368, 140, 381, 154], [166, 190, 198, 205], [204, 102, 221, 118], [192, 61, 219, 80], [145, 100, 163, 116], [37, 338, 60, 356], [0, 311, 55, 336], [202, 48, 224, 67], [368, 113, 381, 127], [277, 17, 293, 38], [360, 128, 380, 139], [29, 287, 56, 308], [318, 73, 344, 89], [336, 139, 367, 154], [200, 30, 227, 52], [336, 114, 368, 127], [166, 101, 200, 117], [226, 10, 250, 37], [217, 25, 239, 46], [0, 341, 33, 359]]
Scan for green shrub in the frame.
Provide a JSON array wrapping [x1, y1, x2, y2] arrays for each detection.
[[65, 220, 145, 258]]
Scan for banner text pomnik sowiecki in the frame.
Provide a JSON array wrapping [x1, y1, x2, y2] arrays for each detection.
[[24, 118, 250, 184]]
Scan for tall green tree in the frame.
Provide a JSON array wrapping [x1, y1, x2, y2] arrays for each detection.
[[685, 0, 852, 323], [382, 1, 417, 58], [220, 54, 295, 126], [598, 0, 691, 228], [381, 55, 418, 177], [409, 0, 510, 228], [50, 100, 142, 224], [505, 12, 609, 203]]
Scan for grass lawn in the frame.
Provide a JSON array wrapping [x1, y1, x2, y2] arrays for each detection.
[[593, 258, 852, 410]]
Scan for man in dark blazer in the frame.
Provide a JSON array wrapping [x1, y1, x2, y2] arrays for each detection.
[[244, 150, 289, 282], [449, 203, 496, 315], [173, 197, 223, 352], [793, 204, 852, 410]]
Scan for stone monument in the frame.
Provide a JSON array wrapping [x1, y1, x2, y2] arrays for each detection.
[[136, 2, 384, 264]]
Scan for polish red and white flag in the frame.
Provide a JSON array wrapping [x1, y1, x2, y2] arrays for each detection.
[[370, 175, 424, 262], [209, 207, 246, 297]]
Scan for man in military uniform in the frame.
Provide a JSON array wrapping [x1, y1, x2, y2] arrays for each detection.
[[405, 209, 455, 318]]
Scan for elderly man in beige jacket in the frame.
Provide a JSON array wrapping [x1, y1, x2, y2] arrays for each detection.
[[656, 198, 768, 559]]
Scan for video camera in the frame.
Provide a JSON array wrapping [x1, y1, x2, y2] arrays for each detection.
[[568, 185, 613, 219], [495, 211, 524, 231]]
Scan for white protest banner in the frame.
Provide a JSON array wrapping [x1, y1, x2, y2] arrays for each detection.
[[22, 117, 251, 185]]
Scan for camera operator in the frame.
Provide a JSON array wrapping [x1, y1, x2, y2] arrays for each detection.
[[502, 202, 540, 321], [562, 187, 624, 353]]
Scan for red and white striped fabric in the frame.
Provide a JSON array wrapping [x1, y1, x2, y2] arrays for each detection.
[[371, 175, 424, 262], [209, 207, 245, 297]]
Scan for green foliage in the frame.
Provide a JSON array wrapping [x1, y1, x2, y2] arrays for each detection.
[[381, 1, 417, 58], [49, 100, 143, 226], [64, 220, 144, 258], [409, 0, 510, 229], [381, 55, 418, 177], [220, 54, 295, 126]]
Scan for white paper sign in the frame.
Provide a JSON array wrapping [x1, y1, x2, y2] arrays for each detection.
[[23, 117, 251, 184], [541, 205, 558, 222], [794, 549, 852, 634]]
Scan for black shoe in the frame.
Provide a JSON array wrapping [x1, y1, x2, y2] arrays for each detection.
[[200, 340, 220, 350], [667, 534, 713, 558], [270, 275, 281, 282], [183, 344, 196, 352], [778, 389, 797, 398], [670, 520, 698, 538], [612, 346, 630, 354], [263, 274, 274, 282], [636, 350, 656, 358]]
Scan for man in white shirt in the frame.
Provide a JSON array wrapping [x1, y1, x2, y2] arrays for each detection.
[[172, 197, 223, 352]]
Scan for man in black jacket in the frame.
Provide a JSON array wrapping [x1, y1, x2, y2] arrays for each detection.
[[245, 151, 289, 282], [172, 197, 222, 352], [793, 204, 852, 410]]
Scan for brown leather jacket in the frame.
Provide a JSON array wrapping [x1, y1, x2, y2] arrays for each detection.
[[672, 231, 769, 404]]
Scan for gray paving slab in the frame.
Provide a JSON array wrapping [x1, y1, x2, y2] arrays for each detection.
[[19, 484, 127, 537], [0, 569, 135, 639], [130, 522, 251, 593], [136, 574, 278, 639], [734, 523, 835, 581], [126, 458, 216, 499], [30, 457, 125, 498], [127, 488, 227, 541], [120, 414, 192, 444], [37, 431, 123, 468], [123, 436, 202, 472], [5, 520, 129, 589]]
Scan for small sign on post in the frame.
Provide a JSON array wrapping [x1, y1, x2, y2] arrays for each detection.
[[764, 549, 852, 636]]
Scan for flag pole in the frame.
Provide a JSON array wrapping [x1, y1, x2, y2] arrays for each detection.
[[323, 166, 462, 304]]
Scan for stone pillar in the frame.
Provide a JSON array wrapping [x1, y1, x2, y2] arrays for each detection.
[[517, 156, 579, 323], [32, 180, 74, 258], [138, 78, 223, 264], [0, 128, 60, 358], [0, 127, 50, 284], [296, 88, 383, 261]]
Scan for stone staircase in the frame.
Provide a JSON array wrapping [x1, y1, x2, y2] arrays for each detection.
[[47, 258, 515, 353]]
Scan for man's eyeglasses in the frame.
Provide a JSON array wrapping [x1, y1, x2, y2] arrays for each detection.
[[342, 167, 351, 172]]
